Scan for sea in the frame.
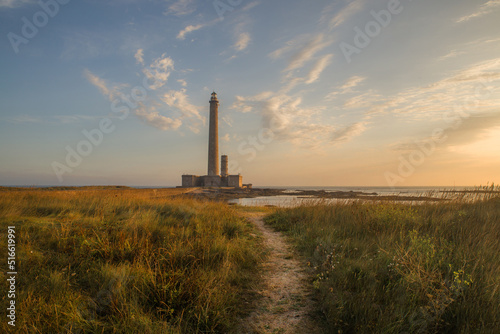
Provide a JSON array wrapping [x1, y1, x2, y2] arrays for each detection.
[[6, 185, 489, 207], [227, 185, 481, 207]]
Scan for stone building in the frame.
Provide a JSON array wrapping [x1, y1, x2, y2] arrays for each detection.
[[181, 92, 243, 188]]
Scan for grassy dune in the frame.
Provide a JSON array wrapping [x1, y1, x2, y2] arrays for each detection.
[[266, 195, 500, 333], [0, 188, 264, 333]]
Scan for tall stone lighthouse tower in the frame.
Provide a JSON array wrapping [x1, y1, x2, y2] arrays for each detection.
[[180, 92, 244, 188], [207, 92, 219, 176]]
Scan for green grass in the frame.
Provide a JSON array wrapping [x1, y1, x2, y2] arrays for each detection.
[[0, 188, 265, 333], [265, 194, 500, 333]]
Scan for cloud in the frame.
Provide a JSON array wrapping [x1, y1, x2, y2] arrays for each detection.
[[134, 49, 144, 65], [322, 0, 365, 30], [284, 34, 332, 72], [0, 0, 33, 8], [392, 111, 500, 154], [331, 122, 367, 143], [457, 0, 500, 23], [438, 50, 465, 61], [234, 32, 251, 51], [135, 105, 182, 131], [177, 23, 205, 40], [83, 69, 120, 100], [53, 115, 106, 124], [177, 79, 187, 87], [161, 89, 203, 122], [164, 0, 196, 16], [444, 111, 500, 146], [338, 58, 500, 121], [84, 53, 204, 133], [241, 1, 260, 12], [6, 115, 41, 123], [305, 54, 333, 84], [142, 53, 175, 90], [231, 91, 337, 149], [221, 134, 230, 142], [341, 76, 366, 90], [326, 75, 367, 100]]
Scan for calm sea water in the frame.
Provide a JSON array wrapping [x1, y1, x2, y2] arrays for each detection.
[[228, 186, 474, 207]]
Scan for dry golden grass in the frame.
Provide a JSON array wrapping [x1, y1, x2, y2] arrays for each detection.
[[0, 187, 264, 333], [266, 190, 500, 333]]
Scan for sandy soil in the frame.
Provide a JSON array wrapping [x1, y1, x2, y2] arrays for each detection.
[[236, 212, 323, 334]]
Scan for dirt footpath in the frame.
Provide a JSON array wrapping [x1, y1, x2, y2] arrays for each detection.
[[237, 212, 324, 334]]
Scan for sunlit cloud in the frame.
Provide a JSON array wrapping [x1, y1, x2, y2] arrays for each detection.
[[234, 32, 251, 51], [325, 75, 366, 100], [164, 0, 196, 16], [134, 49, 144, 65], [321, 0, 365, 30], [83, 69, 121, 101], [338, 58, 500, 120], [161, 89, 204, 123], [142, 53, 174, 90], [84, 52, 204, 133], [331, 122, 367, 144], [305, 54, 333, 84], [177, 23, 205, 40], [457, 0, 500, 23], [284, 34, 332, 72], [135, 105, 182, 131]]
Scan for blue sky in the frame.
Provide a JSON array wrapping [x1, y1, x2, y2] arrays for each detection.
[[1, 0, 500, 187]]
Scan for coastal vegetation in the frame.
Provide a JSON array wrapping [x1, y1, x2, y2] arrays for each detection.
[[0, 188, 264, 333], [2, 186, 499, 333], [265, 188, 500, 333]]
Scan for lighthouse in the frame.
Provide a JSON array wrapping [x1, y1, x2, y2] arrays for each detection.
[[207, 92, 219, 176], [181, 92, 244, 188]]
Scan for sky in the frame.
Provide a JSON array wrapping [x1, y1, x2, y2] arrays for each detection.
[[1, 0, 499, 187]]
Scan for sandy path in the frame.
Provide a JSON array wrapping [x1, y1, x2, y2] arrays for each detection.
[[237, 212, 323, 334]]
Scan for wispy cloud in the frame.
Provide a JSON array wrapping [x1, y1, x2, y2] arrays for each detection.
[[83, 69, 121, 100], [0, 0, 33, 8], [234, 32, 251, 51], [164, 0, 196, 16], [84, 52, 204, 133], [142, 53, 174, 90], [6, 115, 41, 123], [325, 76, 366, 101], [438, 50, 465, 61], [392, 111, 500, 153], [177, 23, 205, 40], [241, 1, 260, 12], [322, 0, 365, 30], [135, 105, 182, 131], [161, 89, 203, 121], [284, 34, 332, 72], [305, 54, 333, 84], [341, 76, 366, 90], [134, 49, 144, 65], [342, 58, 500, 122], [221, 133, 230, 142], [457, 0, 500, 23], [331, 122, 367, 144]]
